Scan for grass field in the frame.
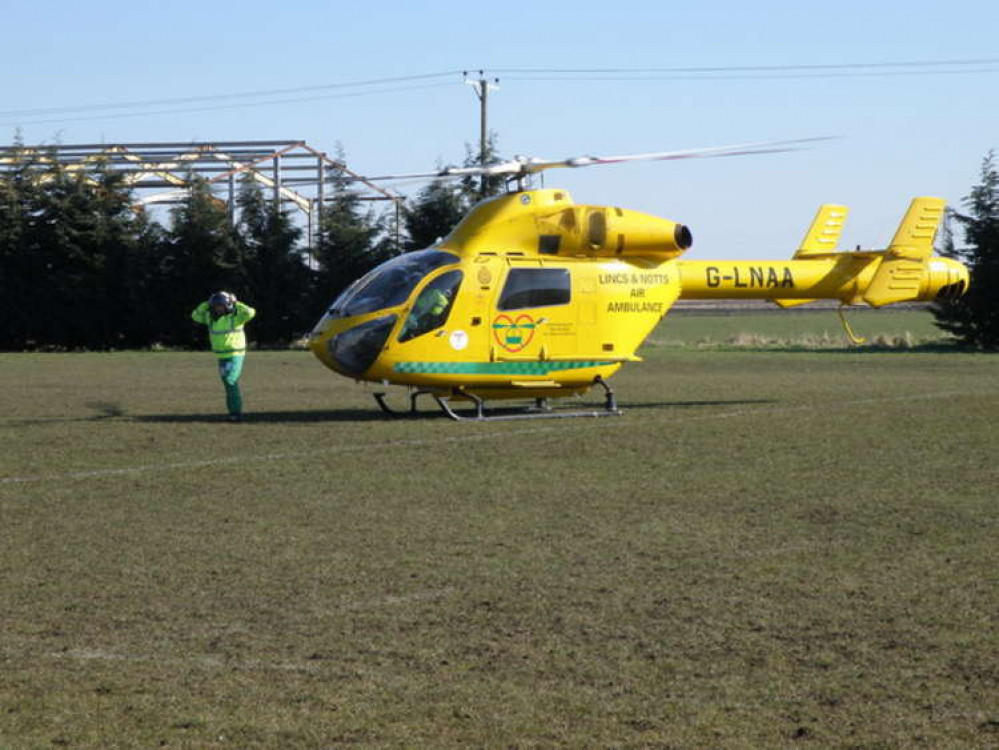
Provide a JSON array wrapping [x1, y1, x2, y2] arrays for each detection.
[[2, 311, 997, 748], [651, 307, 948, 349]]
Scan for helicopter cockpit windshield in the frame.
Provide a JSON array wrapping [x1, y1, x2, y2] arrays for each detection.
[[327, 249, 459, 319], [399, 269, 462, 342]]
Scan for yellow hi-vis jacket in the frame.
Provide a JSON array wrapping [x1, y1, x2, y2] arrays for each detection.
[[191, 301, 256, 357]]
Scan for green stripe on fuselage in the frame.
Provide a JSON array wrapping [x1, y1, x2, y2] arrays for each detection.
[[393, 361, 606, 375]]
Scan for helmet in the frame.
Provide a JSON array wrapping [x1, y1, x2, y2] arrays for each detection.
[[208, 291, 235, 316]]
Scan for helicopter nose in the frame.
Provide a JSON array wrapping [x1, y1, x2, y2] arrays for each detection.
[[322, 314, 397, 377]]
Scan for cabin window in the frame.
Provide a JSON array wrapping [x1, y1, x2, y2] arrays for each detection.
[[398, 269, 463, 342], [498, 268, 571, 310], [538, 235, 561, 255]]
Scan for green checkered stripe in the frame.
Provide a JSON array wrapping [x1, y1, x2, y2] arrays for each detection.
[[393, 360, 607, 375]]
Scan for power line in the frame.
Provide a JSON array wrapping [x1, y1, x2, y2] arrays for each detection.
[[5, 56, 997, 128], [0, 71, 463, 120], [490, 57, 999, 75], [0, 82, 457, 127], [499, 68, 999, 83]]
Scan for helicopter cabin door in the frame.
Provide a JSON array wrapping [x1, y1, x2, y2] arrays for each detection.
[[490, 260, 577, 362]]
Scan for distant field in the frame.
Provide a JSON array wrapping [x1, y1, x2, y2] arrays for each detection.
[[654, 305, 949, 348], [1, 343, 997, 748]]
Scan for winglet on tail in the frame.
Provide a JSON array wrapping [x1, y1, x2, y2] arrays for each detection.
[[780, 197, 956, 309], [775, 203, 849, 306], [886, 196, 946, 260], [795, 204, 848, 257], [863, 197, 948, 307]]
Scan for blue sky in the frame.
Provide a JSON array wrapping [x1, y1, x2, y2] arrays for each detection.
[[3, 0, 997, 258]]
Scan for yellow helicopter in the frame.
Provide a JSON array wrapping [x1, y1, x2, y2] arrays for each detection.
[[308, 141, 970, 420]]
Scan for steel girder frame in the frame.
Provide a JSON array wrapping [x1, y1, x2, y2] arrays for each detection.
[[0, 140, 400, 244]]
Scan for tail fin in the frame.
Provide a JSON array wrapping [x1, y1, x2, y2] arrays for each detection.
[[795, 204, 848, 257], [863, 197, 947, 307], [774, 204, 849, 307], [885, 196, 946, 260]]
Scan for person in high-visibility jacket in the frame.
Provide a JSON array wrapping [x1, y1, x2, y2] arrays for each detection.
[[191, 291, 256, 422]]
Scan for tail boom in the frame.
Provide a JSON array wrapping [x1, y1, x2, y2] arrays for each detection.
[[678, 197, 968, 307], [678, 254, 967, 306], [678, 257, 875, 304]]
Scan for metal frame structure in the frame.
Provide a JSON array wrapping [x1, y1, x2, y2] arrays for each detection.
[[0, 140, 400, 246]]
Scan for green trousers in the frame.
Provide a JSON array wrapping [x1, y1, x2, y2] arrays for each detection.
[[217, 355, 245, 416]]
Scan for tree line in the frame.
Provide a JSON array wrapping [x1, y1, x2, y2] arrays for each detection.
[[0, 143, 500, 350], [1, 144, 997, 350], [931, 151, 999, 349]]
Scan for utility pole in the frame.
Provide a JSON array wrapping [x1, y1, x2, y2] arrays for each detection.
[[464, 70, 499, 198]]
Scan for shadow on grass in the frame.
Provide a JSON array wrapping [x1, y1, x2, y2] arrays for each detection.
[[422, 398, 779, 421], [3, 406, 396, 428], [134, 408, 398, 424], [4, 399, 780, 429], [1, 402, 129, 428], [622, 399, 776, 411], [133, 399, 779, 424]]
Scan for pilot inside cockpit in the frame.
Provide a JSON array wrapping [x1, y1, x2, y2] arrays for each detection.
[[399, 269, 462, 342]]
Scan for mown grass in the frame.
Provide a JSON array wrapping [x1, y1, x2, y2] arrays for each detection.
[[1, 315, 997, 748]]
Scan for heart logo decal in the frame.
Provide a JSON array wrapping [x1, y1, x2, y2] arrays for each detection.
[[492, 313, 537, 353]]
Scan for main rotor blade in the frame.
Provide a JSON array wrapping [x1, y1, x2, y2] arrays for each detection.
[[519, 137, 837, 174], [333, 163, 503, 183], [339, 137, 835, 183]]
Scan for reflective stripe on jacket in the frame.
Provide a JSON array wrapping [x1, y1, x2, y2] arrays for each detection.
[[191, 301, 256, 357]]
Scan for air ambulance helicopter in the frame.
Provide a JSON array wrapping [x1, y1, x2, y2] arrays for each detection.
[[308, 140, 970, 421]]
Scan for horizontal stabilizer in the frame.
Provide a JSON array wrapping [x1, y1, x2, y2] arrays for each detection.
[[796, 204, 848, 257], [862, 258, 926, 307]]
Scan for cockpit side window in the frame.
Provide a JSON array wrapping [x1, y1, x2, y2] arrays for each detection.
[[326, 249, 459, 319], [498, 268, 571, 310], [399, 269, 463, 342]]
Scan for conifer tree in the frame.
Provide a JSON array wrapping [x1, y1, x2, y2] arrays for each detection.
[[312, 154, 393, 309], [75, 165, 162, 348], [0, 148, 160, 349], [20, 163, 102, 347], [458, 133, 505, 204], [932, 152, 999, 349], [0, 141, 41, 348], [237, 176, 309, 343], [402, 178, 467, 251]]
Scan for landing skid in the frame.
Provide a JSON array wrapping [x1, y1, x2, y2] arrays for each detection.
[[372, 388, 438, 416], [373, 377, 623, 422]]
